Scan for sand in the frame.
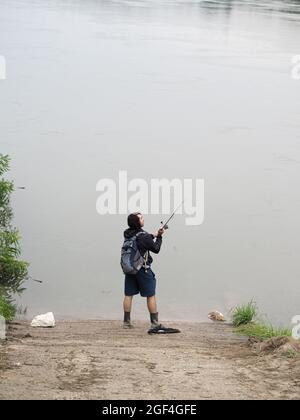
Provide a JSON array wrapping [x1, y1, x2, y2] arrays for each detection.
[[0, 320, 299, 400]]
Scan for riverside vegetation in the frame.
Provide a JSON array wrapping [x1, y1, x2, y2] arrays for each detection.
[[0, 154, 28, 322]]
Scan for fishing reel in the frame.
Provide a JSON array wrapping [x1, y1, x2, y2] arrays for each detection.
[[159, 201, 184, 231], [160, 222, 169, 230]]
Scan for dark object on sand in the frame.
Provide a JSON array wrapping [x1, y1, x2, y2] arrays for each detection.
[[148, 324, 181, 334]]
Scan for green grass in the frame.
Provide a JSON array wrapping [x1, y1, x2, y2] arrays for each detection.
[[231, 301, 292, 340], [234, 322, 292, 340], [231, 301, 258, 327], [0, 294, 16, 321]]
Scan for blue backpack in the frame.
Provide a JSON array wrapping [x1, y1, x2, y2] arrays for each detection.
[[120, 232, 147, 275]]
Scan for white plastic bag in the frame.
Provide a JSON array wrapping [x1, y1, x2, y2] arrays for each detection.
[[30, 312, 55, 328]]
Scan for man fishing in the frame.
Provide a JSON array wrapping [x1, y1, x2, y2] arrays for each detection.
[[122, 212, 180, 334]]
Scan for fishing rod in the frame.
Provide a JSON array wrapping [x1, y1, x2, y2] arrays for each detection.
[[160, 200, 184, 230]]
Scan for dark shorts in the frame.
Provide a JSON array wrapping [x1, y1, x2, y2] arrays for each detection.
[[124, 267, 156, 297]]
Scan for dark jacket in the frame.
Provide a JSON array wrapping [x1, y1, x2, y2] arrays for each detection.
[[123, 228, 162, 266]]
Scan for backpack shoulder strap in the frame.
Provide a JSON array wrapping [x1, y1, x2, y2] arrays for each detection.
[[134, 231, 149, 269]]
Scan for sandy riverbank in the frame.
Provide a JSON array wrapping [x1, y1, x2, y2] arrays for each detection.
[[0, 320, 299, 400]]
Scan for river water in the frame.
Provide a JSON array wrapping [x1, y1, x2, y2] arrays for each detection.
[[1, 0, 300, 325]]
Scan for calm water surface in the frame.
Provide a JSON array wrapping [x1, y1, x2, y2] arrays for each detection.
[[0, 0, 300, 324]]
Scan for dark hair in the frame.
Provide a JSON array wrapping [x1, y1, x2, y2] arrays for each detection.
[[127, 212, 141, 230]]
